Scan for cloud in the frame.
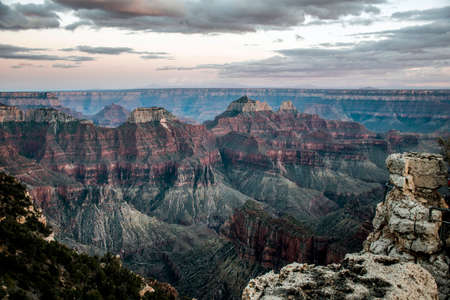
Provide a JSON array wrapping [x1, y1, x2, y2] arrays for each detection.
[[61, 45, 135, 55], [59, 0, 385, 33], [158, 7, 450, 85], [392, 6, 450, 22], [0, 43, 95, 62], [52, 63, 79, 68], [140, 52, 172, 59], [11, 63, 44, 69], [60, 45, 172, 59], [53, 0, 184, 17], [0, 1, 63, 30]]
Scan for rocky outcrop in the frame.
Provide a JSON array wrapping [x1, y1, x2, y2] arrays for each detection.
[[278, 100, 296, 111], [243, 253, 438, 300], [365, 152, 449, 298], [90, 103, 130, 127], [128, 107, 176, 124], [226, 96, 272, 113], [243, 152, 448, 299]]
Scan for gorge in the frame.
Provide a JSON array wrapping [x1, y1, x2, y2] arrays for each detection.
[[0, 92, 447, 299]]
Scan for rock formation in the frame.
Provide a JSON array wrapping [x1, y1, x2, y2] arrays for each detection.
[[128, 107, 176, 123], [243, 152, 448, 299], [90, 103, 130, 127], [226, 96, 272, 113], [365, 152, 449, 298], [279, 100, 296, 111]]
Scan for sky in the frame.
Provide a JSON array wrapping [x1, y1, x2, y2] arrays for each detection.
[[0, 0, 449, 90]]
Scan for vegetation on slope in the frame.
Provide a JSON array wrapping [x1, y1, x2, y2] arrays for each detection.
[[0, 172, 176, 300]]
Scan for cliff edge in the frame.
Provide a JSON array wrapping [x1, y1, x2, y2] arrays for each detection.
[[127, 107, 176, 124], [243, 152, 449, 299]]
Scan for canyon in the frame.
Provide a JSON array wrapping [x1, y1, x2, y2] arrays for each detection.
[[0, 92, 447, 299]]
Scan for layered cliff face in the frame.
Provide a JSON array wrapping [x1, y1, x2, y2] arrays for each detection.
[[90, 103, 130, 127], [221, 201, 334, 269], [0, 99, 438, 299], [243, 152, 447, 299]]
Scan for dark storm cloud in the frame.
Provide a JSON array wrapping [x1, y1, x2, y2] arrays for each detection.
[[0, 43, 95, 62], [0, 1, 63, 30], [159, 8, 450, 80], [58, 0, 385, 33]]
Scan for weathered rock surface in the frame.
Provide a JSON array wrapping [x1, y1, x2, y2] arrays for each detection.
[[365, 152, 449, 298], [242, 253, 438, 300]]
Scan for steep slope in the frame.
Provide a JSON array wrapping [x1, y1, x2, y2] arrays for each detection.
[[0, 172, 179, 300]]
